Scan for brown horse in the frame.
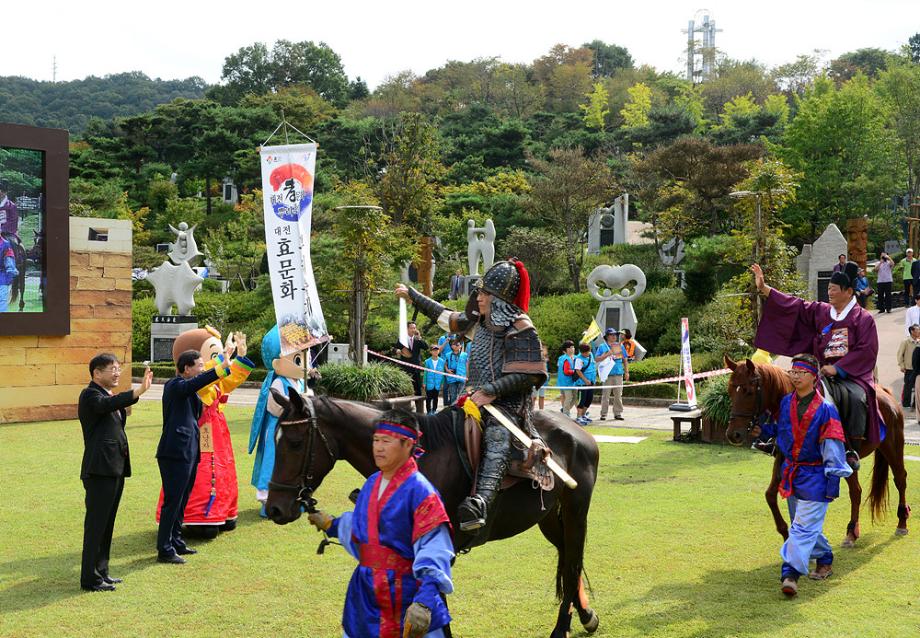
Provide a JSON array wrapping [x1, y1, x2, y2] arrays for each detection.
[[266, 389, 601, 638], [724, 356, 909, 545]]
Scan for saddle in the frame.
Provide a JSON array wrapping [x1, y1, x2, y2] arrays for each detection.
[[457, 408, 554, 492], [820, 377, 867, 443]]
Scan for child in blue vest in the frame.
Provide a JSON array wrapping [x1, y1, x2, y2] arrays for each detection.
[[573, 343, 597, 426], [753, 353, 852, 597], [556, 340, 578, 417], [423, 345, 446, 415], [442, 338, 468, 407]]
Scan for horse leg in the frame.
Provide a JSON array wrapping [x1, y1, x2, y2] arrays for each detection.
[[842, 472, 862, 547], [882, 438, 910, 535], [766, 455, 788, 539], [543, 495, 593, 638]]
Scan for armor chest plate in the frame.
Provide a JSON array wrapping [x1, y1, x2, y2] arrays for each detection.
[[468, 325, 505, 388]]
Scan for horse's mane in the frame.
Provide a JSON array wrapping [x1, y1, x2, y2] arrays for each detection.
[[312, 395, 458, 453], [754, 361, 794, 396]]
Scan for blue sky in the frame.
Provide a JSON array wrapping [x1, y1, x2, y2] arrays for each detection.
[[3, 1, 917, 88]]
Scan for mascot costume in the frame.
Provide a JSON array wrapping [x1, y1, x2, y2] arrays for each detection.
[[249, 324, 319, 516], [156, 326, 254, 538]]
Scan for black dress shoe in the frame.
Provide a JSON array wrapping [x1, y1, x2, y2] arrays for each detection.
[[81, 582, 116, 592], [157, 553, 186, 564], [102, 576, 123, 584], [175, 546, 198, 555]]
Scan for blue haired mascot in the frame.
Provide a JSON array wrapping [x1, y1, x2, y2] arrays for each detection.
[[249, 325, 316, 515]]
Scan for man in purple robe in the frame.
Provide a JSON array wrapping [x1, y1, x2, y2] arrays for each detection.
[[0, 182, 19, 237], [751, 262, 884, 466]]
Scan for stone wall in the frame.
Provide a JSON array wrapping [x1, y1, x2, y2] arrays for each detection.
[[0, 217, 132, 424]]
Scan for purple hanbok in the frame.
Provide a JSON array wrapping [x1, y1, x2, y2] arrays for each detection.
[[754, 289, 884, 444]]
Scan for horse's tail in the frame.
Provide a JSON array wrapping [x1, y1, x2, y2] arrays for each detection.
[[868, 449, 890, 523]]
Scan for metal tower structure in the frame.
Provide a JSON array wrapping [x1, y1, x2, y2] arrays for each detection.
[[683, 10, 722, 83]]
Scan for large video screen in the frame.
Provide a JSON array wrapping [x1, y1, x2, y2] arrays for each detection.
[[0, 146, 45, 312], [0, 123, 69, 336]]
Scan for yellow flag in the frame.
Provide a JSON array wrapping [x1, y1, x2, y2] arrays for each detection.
[[750, 348, 774, 365], [580, 319, 602, 345]]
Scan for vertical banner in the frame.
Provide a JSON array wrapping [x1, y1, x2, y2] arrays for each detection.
[[680, 317, 697, 407], [260, 143, 329, 355]]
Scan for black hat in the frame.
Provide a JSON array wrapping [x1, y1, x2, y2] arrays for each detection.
[[830, 261, 859, 290]]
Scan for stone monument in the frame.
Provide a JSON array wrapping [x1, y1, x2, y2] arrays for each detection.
[[586, 263, 647, 361], [794, 223, 847, 301], [147, 221, 204, 361], [587, 194, 629, 255]]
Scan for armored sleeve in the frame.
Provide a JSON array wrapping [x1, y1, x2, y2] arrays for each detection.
[[408, 287, 478, 334], [502, 317, 548, 382]]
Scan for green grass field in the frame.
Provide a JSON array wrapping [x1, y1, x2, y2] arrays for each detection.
[[2, 402, 919, 637]]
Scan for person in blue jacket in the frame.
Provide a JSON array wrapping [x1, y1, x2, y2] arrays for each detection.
[[442, 338, 467, 407], [423, 345, 446, 414], [752, 353, 853, 597], [307, 410, 453, 638]]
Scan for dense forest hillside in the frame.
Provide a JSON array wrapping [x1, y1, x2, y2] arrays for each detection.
[[0, 72, 207, 132]]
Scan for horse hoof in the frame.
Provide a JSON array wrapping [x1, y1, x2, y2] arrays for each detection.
[[895, 527, 909, 536], [582, 610, 599, 633], [841, 537, 856, 548]]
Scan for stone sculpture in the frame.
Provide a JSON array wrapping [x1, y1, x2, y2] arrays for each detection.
[[467, 219, 495, 276], [586, 264, 648, 360]]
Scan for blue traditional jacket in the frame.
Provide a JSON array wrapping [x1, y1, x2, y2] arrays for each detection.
[[329, 458, 453, 638], [760, 391, 852, 502]]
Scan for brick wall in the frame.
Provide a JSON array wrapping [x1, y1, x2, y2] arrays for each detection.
[[0, 217, 133, 424]]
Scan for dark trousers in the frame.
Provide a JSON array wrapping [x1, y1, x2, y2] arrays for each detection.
[[157, 458, 197, 556], [905, 280, 913, 307], [903, 371, 915, 408], [410, 371, 422, 396], [443, 382, 463, 407], [81, 476, 124, 587], [878, 281, 892, 312], [425, 388, 440, 413], [578, 388, 595, 409]]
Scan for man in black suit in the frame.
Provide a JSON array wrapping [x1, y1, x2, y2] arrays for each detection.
[[395, 320, 427, 396], [156, 349, 230, 563], [78, 353, 153, 592]]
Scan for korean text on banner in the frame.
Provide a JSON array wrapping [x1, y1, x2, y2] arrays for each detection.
[[680, 317, 697, 407], [260, 143, 329, 355]]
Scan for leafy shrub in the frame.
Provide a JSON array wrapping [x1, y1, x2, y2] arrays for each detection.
[[631, 287, 697, 355], [699, 373, 732, 427], [316, 362, 413, 401], [622, 351, 724, 399], [583, 243, 675, 292], [527, 293, 598, 361]]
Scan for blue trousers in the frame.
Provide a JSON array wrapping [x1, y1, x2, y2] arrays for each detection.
[[0, 283, 9, 312], [780, 496, 833, 579]]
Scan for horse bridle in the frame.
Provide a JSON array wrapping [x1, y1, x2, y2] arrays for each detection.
[[268, 396, 336, 512], [729, 373, 764, 435]]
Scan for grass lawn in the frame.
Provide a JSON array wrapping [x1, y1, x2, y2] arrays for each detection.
[[2, 401, 919, 637]]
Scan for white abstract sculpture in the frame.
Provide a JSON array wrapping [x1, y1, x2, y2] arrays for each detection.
[[587, 264, 647, 302], [467, 219, 496, 276], [149, 221, 204, 315]]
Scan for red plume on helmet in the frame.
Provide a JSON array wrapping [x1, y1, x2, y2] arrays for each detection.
[[512, 259, 530, 312]]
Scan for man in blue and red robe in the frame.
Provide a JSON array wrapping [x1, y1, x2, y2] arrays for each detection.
[[309, 410, 453, 638], [753, 355, 853, 597]]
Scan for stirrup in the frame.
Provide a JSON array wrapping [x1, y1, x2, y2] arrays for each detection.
[[845, 449, 860, 472], [458, 496, 487, 532]]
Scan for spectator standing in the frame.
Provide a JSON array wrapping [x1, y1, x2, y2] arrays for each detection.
[[396, 321, 428, 397], [875, 252, 893, 313], [556, 341, 578, 417], [78, 355, 153, 591], [854, 268, 870, 308], [156, 350, 230, 564], [573, 343, 597, 425], [595, 329, 629, 421], [0, 233, 17, 312], [621, 328, 637, 361], [905, 294, 920, 336], [442, 338, 467, 407], [532, 344, 549, 410], [897, 324, 920, 408], [899, 249, 915, 307], [423, 345, 446, 414], [832, 254, 847, 273]]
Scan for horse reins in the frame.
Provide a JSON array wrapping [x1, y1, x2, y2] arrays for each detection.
[[268, 396, 336, 513]]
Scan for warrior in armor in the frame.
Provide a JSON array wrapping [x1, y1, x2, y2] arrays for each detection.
[[396, 259, 548, 533]]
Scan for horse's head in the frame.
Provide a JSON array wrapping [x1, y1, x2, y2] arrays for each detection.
[[724, 356, 761, 447], [265, 387, 337, 524]]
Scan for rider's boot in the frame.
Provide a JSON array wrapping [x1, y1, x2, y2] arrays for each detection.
[[752, 437, 777, 456], [845, 436, 864, 471], [458, 423, 511, 533]]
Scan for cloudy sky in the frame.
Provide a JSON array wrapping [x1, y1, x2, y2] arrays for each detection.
[[2, 1, 917, 88]]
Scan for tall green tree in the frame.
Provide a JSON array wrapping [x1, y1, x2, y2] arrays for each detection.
[[582, 40, 634, 77], [877, 62, 920, 202], [778, 75, 900, 242], [580, 82, 610, 129], [525, 148, 612, 291]]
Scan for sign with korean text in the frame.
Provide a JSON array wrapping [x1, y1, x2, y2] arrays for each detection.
[[260, 143, 329, 355]]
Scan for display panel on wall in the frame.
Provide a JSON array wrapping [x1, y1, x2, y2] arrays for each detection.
[[0, 123, 69, 335]]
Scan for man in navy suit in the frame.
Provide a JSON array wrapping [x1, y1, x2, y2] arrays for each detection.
[[78, 353, 153, 592], [156, 349, 231, 563]]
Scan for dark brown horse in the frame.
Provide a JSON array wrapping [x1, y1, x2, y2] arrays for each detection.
[[266, 389, 600, 638], [724, 356, 909, 545]]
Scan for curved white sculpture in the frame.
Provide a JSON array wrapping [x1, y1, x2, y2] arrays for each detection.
[[467, 219, 496, 276], [587, 264, 647, 302]]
